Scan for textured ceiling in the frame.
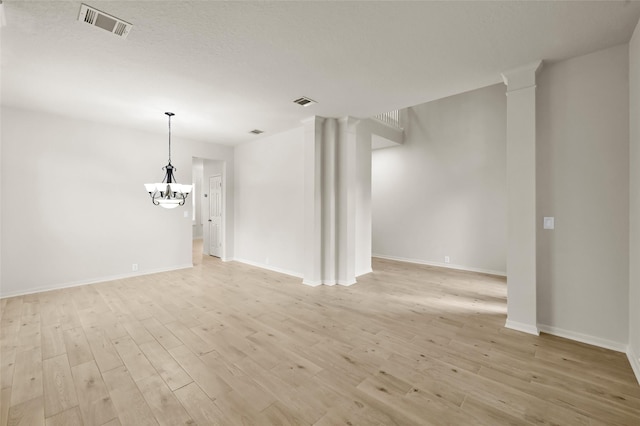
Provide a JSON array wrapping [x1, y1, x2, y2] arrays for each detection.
[[2, 1, 640, 145]]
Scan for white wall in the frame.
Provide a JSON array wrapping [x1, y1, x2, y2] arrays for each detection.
[[0, 106, 234, 297], [629, 20, 640, 380], [234, 126, 305, 276], [536, 44, 629, 349], [372, 84, 507, 275], [355, 121, 373, 276]]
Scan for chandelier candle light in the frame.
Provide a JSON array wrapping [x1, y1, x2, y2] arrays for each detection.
[[144, 112, 193, 209]]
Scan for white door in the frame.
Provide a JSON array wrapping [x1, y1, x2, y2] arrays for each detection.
[[209, 175, 222, 258]]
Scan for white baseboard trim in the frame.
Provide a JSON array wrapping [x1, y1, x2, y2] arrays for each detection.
[[505, 319, 540, 336], [232, 258, 304, 279], [372, 254, 506, 277], [627, 346, 640, 385], [302, 279, 356, 287], [231, 259, 360, 287], [537, 324, 627, 353], [356, 268, 373, 277], [0, 264, 194, 299]]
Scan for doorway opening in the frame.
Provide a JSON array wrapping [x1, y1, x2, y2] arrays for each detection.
[[192, 157, 226, 264]]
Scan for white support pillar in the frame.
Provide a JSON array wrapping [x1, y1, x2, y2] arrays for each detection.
[[321, 118, 338, 285], [502, 61, 542, 335], [302, 116, 367, 286], [336, 117, 360, 285], [303, 116, 324, 286]]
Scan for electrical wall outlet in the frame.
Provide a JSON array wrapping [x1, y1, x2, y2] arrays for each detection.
[[444, 256, 450, 264], [132, 263, 139, 272]]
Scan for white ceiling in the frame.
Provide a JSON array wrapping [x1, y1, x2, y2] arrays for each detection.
[[2, 1, 640, 146]]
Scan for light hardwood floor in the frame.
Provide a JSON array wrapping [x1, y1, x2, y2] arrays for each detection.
[[1, 252, 639, 425]]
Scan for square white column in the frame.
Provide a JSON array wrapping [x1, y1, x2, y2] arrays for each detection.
[[502, 61, 542, 335]]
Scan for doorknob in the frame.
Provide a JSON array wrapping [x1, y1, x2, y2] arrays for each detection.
[[208, 219, 212, 222]]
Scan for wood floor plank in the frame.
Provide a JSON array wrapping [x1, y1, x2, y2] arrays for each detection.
[[379, 354, 467, 407], [16, 321, 40, 353], [96, 320, 128, 342], [45, 406, 84, 426], [41, 325, 66, 361], [83, 328, 123, 374], [63, 328, 93, 368], [138, 340, 192, 391], [212, 389, 265, 425], [0, 346, 16, 390], [111, 336, 156, 382], [260, 401, 306, 426], [42, 354, 78, 418], [167, 345, 231, 399], [332, 398, 409, 426], [1, 317, 21, 347], [234, 356, 326, 425], [10, 346, 43, 406], [163, 321, 215, 356], [101, 366, 157, 426], [136, 375, 192, 426], [71, 361, 118, 426], [460, 395, 534, 426], [1, 387, 11, 426], [121, 321, 155, 346], [140, 318, 181, 350], [58, 300, 82, 331], [193, 327, 252, 363], [173, 382, 226, 426], [312, 402, 380, 426], [38, 301, 62, 329], [1, 298, 23, 320], [7, 396, 45, 426], [200, 352, 275, 412]]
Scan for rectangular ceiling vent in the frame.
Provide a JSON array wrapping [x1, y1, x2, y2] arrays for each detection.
[[293, 97, 317, 107], [78, 4, 132, 39]]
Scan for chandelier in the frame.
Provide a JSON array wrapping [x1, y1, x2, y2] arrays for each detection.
[[144, 112, 193, 209]]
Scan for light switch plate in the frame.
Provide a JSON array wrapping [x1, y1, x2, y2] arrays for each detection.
[[543, 217, 555, 230]]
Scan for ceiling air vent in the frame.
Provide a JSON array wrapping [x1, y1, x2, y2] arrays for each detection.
[[78, 4, 132, 39], [249, 129, 264, 135], [293, 97, 317, 107]]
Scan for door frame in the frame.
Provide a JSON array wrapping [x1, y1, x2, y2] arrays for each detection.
[[193, 158, 227, 261]]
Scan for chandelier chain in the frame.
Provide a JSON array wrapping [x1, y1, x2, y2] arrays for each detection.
[[167, 112, 172, 163]]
